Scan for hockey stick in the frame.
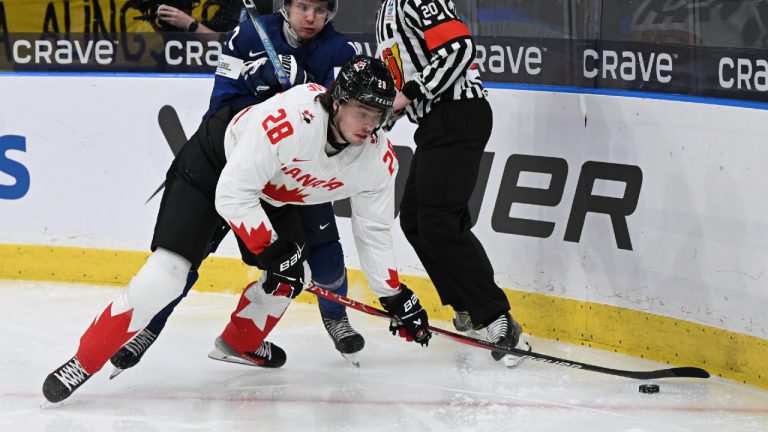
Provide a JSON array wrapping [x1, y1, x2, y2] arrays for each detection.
[[306, 286, 711, 380], [242, 0, 291, 89], [158, 105, 188, 156], [146, 105, 190, 204]]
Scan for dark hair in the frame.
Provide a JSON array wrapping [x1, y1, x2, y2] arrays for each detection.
[[315, 80, 338, 114]]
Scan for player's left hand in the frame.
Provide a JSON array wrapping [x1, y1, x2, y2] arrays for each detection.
[[379, 284, 431, 346], [242, 54, 311, 98]]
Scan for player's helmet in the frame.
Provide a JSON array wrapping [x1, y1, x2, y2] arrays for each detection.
[[332, 55, 396, 124], [282, 0, 338, 23]]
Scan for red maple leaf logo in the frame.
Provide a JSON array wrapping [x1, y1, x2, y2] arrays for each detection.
[[262, 182, 309, 203], [385, 268, 400, 289], [77, 303, 138, 374], [230, 221, 273, 255]]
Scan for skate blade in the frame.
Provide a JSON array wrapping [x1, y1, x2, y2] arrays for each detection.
[[109, 367, 126, 380], [341, 352, 360, 367], [208, 348, 260, 367], [504, 340, 532, 369]]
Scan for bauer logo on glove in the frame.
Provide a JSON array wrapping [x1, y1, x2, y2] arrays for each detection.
[[379, 284, 431, 346], [402, 293, 419, 312], [278, 243, 304, 272], [257, 239, 307, 299]]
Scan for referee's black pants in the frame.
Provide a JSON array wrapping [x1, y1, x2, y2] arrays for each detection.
[[399, 97, 510, 328]]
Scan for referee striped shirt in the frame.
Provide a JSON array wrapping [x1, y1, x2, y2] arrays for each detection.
[[375, 0, 486, 125]]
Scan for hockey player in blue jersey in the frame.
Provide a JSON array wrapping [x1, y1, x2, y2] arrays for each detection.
[[109, 0, 361, 375]]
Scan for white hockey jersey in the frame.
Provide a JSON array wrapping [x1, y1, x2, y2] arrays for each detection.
[[216, 83, 402, 298]]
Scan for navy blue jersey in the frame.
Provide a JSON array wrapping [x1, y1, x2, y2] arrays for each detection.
[[205, 13, 356, 118]]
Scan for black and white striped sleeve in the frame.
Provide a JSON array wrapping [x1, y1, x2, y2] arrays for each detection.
[[400, 0, 477, 101]]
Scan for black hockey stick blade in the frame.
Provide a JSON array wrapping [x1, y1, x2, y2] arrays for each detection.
[[146, 105, 189, 204], [145, 182, 166, 205], [306, 286, 710, 380], [158, 105, 188, 155]]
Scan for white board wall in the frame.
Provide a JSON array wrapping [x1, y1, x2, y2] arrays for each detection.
[[1, 75, 766, 339]]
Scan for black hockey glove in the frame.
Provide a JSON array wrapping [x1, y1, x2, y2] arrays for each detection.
[[256, 238, 307, 299], [242, 54, 311, 101], [379, 284, 431, 347]]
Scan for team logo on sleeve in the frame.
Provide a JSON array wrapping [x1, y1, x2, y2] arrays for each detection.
[[300, 110, 315, 124], [381, 44, 404, 90]]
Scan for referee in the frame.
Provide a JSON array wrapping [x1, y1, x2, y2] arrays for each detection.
[[375, 0, 530, 366]]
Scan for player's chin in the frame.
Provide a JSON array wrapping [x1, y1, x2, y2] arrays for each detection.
[[299, 28, 321, 39]]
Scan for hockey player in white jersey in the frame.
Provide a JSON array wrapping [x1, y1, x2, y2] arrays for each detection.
[[43, 55, 431, 403], [208, 56, 433, 364]]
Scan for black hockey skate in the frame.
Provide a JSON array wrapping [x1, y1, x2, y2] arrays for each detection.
[[208, 336, 286, 368], [43, 356, 92, 403], [322, 315, 365, 366], [486, 313, 532, 368], [109, 328, 158, 379]]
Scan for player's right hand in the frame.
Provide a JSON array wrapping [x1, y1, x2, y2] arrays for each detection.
[[257, 238, 307, 299], [379, 284, 431, 346]]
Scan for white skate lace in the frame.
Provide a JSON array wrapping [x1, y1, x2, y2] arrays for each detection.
[[125, 329, 157, 357], [487, 315, 509, 345], [53, 358, 89, 390], [323, 317, 358, 342], [253, 341, 272, 359]]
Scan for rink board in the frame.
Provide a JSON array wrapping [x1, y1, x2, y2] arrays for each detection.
[[1, 75, 767, 388]]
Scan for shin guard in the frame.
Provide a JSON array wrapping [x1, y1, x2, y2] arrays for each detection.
[[220, 274, 292, 353], [75, 249, 190, 374]]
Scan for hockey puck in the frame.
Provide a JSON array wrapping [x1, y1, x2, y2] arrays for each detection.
[[639, 384, 660, 394]]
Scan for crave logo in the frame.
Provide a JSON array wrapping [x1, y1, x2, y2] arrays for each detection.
[[583, 49, 674, 83], [0, 135, 30, 200], [474, 44, 544, 76], [718, 57, 768, 91]]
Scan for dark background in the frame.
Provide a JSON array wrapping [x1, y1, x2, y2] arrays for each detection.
[[2, 0, 768, 103]]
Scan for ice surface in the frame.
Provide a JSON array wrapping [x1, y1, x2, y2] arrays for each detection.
[[2, 281, 767, 432]]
